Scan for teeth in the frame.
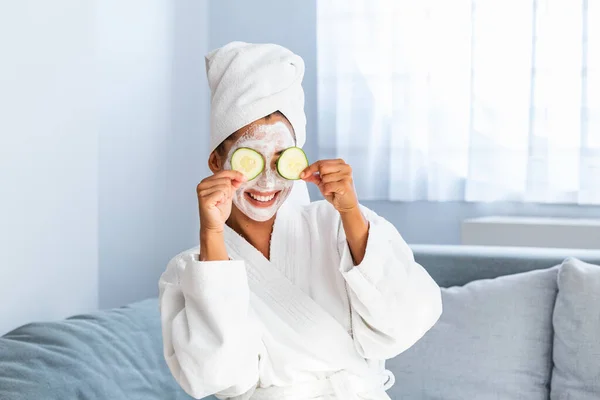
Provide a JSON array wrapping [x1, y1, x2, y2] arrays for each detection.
[[249, 193, 276, 202]]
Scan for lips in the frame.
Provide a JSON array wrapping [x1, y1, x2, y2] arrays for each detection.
[[244, 191, 280, 208]]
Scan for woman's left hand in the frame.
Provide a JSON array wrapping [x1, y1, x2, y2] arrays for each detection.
[[300, 159, 359, 214]]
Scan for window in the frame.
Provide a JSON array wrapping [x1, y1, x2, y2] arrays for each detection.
[[317, 0, 600, 204]]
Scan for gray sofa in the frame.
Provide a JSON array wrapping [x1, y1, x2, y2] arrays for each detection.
[[1, 245, 599, 399]]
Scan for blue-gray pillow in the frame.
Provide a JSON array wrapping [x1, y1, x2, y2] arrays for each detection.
[[551, 258, 600, 400], [0, 298, 194, 400], [386, 267, 558, 400]]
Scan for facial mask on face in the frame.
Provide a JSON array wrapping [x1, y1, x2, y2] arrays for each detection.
[[224, 121, 295, 222]]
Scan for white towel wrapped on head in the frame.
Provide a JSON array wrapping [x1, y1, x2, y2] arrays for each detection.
[[205, 41, 306, 154]]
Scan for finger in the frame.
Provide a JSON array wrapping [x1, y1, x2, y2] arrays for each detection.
[[200, 184, 234, 199], [204, 190, 227, 207], [231, 179, 244, 189], [320, 158, 347, 166], [303, 173, 322, 186], [198, 175, 245, 192], [318, 162, 350, 176], [311, 158, 346, 166], [301, 160, 348, 179], [200, 190, 229, 206], [212, 170, 248, 183], [199, 177, 237, 189], [320, 171, 351, 184], [300, 160, 325, 179], [200, 183, 234, 196], [322, 181, 349, 196]]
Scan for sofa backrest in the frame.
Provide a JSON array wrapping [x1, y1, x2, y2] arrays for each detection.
[[3, 245, 600, 400], [0, 298, 193, 400], [412, 244, 600, 287]]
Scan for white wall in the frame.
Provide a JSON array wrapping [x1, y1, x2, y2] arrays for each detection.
[[0, 1, 98, 334], [364, 200, 600, 244], [97, 0, 209, 309]]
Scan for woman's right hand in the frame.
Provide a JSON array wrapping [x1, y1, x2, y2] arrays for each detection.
[[197, 170, 247, 233]]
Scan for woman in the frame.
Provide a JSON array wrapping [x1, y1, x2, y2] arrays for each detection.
[[159, 42, 442, 400]]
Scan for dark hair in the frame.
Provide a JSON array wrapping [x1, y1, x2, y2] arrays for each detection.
[[214, 111, 292, 156], [214, 134, 236, 157]]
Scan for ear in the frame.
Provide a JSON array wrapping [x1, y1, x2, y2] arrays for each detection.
[[208, 151, 223, 173]]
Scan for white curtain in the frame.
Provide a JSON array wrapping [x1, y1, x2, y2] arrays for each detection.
[[317, 0, 600, 204]]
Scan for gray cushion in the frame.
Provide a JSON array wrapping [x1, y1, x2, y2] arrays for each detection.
[[387, 267, 558, 400], [551, 258, 600, 400], [0, 298, 195, 400]]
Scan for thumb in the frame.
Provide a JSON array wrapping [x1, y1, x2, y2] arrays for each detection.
[[303, 173, 322, 186]]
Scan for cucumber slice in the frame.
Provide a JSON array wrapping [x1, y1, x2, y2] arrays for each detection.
[[276, 147, 309, 180], [231, 148, 264, 180]]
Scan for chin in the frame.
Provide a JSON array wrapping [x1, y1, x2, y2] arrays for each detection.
[[233, 187, 292, 222]]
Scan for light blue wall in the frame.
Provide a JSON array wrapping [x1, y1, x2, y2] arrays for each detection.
[[208, 0, 600, 244], [0, 1, 98, 334], [97, 0, 210, 309]]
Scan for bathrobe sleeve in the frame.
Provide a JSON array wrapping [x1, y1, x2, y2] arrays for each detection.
[[337, 206, 443, 360], [158, 251, 260, 400]]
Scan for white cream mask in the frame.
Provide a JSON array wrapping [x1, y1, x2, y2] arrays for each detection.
[[224, 121, 295, 222]]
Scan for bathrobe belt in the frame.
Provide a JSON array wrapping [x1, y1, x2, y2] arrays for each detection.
[[251, 369, 395, 400]]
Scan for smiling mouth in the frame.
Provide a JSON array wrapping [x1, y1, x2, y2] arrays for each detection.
[[244, 191, 281, 208]]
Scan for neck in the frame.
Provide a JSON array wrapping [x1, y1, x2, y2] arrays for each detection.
[[227, 205, 275, 259]]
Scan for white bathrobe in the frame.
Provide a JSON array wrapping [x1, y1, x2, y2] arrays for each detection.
[[159, 200, 442, 400]]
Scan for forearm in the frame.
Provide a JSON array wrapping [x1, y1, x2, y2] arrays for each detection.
[[337, 208, 443, 359], [340, 207, 369, 265], [200, 229, 229, 261], [159, 255, 259, 398]]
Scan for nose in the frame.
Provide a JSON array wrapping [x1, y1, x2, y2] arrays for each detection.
[[256, 167, 276, 189]]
